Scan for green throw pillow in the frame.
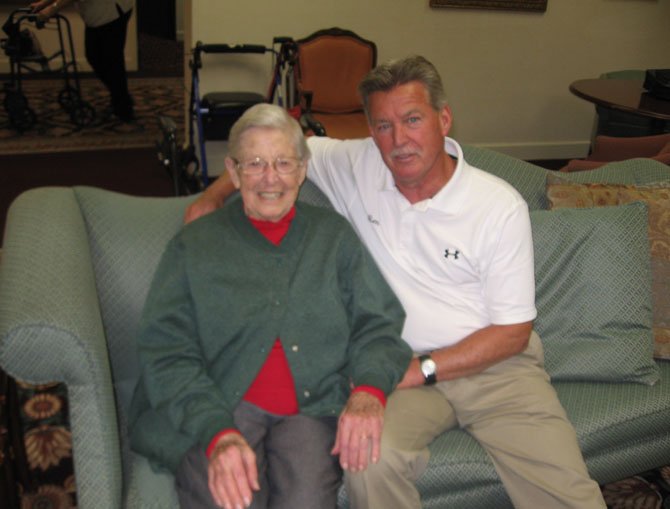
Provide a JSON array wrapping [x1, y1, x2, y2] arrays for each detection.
[[531, 202, 659, 384]]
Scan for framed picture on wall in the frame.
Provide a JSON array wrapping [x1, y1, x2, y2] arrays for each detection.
[[429, 0, 547, 11]]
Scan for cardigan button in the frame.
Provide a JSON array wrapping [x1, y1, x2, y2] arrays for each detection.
[[291, 345, 299, 352], [304, 390, 311, 398]]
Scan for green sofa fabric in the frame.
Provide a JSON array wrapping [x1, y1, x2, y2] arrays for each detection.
[[1, 147, 669, 509]]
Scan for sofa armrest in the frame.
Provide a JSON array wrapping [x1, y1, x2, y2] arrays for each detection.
[[0, 187, 123, 509]]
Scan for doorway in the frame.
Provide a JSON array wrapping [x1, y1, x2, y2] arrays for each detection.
[[135, 0, 183, 77]]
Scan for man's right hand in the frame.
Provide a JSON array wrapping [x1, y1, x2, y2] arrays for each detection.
[[208, 433, 259, 509], [183, 193, 220, 224], [184, 171, 236, 224]]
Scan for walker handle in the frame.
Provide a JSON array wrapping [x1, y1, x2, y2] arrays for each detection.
[[198, 43, 268, 55]]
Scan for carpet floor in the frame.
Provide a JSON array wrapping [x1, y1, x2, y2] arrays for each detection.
[[0, 76, 185, 154]]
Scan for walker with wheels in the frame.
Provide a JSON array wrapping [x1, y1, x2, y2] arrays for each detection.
[[157, 36, 297, 195], [1, 7, 95, 132]]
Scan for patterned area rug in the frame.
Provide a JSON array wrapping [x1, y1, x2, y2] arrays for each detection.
[[0, 76, 185, 154]]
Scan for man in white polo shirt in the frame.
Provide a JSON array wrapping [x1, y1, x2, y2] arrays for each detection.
[[185, 55, 606, 509]]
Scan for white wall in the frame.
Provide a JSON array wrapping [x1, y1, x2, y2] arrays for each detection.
[[0, 3, 138, 74], [190, 0, 670, 160]]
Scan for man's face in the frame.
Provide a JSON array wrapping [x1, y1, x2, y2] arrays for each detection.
[[367, 81, 452, 193], [226, 127, 306, 222]]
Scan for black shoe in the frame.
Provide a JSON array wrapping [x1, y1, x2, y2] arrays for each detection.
[[112, 95, 135, 123]]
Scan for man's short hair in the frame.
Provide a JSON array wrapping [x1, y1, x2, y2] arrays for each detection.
[[358, 55, 448, 117]]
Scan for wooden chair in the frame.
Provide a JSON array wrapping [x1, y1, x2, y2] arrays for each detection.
[[292, 27, 376, 139]]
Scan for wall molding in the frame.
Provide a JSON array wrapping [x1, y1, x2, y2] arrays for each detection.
[[473, 141, 590, 160]]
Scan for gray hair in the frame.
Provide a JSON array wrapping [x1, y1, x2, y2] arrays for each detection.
[[358, 55, 448, 117], [227, 103, 310, 160]]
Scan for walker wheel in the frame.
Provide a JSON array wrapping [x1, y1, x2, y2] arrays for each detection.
[[70, 101, 96, 128], [58, 86, 79, 111], [9, 106, 37, 132], [3, 90, 36, 132]]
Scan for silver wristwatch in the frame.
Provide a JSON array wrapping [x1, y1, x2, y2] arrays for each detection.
[[418, 354, 437, 385]]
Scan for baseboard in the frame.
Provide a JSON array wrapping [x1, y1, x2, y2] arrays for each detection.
[[472, 141, 591, 161]]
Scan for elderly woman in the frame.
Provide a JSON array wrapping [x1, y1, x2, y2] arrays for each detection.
[[128, 103, 411, 509]]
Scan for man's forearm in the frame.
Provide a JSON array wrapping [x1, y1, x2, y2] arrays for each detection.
[[398, 321, 533, 388], [183, 171, 237, 223], [206, 171, 237, 205]]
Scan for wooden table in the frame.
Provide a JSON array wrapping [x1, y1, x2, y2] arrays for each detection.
[[569, 79, 670, 134]]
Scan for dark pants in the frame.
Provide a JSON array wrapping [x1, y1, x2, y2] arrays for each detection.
[[175, 402, 342, 509], [84, 5, 133, 120]]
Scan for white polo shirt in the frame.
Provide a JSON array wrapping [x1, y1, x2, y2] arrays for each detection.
[[307, 136, 537, 352]]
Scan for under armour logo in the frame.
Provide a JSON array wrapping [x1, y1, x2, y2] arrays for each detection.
[[444, 249, 460, 260], [367, 214, 380, 225]]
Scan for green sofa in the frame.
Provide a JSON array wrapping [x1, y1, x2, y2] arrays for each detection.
[[1, 146, 669, 508]]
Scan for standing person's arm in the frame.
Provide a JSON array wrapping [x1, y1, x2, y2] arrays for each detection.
[[30, 0, 75, 20]]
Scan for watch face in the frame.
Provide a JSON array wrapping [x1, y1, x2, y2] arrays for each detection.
[[421, 358, 436, 377]]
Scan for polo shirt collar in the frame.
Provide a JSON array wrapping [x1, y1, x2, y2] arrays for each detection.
[[383, 137, 470, 215]]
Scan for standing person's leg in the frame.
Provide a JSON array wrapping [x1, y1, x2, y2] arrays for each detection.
[[84, 7, 134, 120], [445, 332, 606, 509], [345, 386, 457, 509], [264, 414, 341, 509], [175, 402, 272, 509]]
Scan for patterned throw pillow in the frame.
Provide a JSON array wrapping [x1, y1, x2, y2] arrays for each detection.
[[531, 203, 657, 384], [547, 173, 670, 360]]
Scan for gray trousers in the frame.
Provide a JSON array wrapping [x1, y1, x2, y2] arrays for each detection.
[[175, 401, 342, 509], [346, 332, 607, 509]]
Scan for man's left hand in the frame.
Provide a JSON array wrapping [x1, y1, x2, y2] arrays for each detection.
[[331, 391, 384, 472]]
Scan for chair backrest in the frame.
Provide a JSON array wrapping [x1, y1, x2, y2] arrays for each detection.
[[295, 27, 376, 114]]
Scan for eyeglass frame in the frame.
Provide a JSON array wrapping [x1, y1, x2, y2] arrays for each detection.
[[231, 156, 305, 176]]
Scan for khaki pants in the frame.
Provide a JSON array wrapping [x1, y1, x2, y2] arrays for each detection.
[[346, 332, 606, 509]]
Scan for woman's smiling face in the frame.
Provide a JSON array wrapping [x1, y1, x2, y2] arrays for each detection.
[[227, 126, 306, 222]]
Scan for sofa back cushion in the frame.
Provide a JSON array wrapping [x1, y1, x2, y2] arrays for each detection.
[[75, 188, 193, 423], [463, 146, 550, 210]]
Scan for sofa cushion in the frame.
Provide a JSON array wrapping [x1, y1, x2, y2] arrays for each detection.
[[547, 175, 670, 360], [530, 202, 658, 384], [554, 361, 670, 483]]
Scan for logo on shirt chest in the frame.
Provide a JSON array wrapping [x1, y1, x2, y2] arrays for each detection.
[[444, 248, 460, 260]]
